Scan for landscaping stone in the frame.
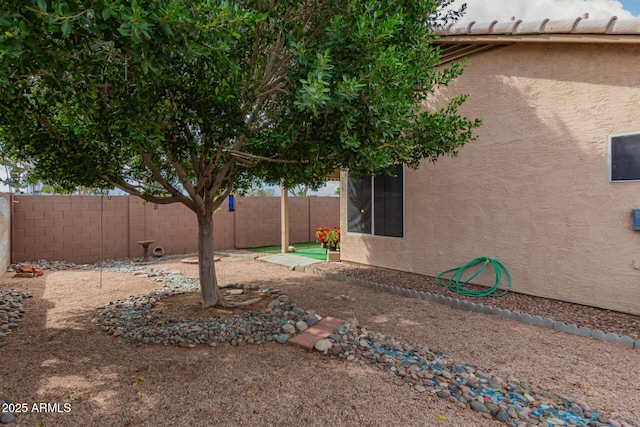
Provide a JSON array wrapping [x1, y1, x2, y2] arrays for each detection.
[[506, 311, 521, 321], [604, 332, 621, 344], [313, 339, 332, 352], [10, 257, 636, 427], [496, 410, 510, 422], [0, 411, 14, 424], [281, 324, 295, 335], [470, 400, 489, 413], [275, 334, 291, 344], [0, 290, 32, 347], [577, 327, 592, 337], [619, 336, 635, 348]]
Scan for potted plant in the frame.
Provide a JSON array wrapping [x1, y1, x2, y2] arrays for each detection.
[[315, 227, 330, 248], [324, 227, 340, 251]]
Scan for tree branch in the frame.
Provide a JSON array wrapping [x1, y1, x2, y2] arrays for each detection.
[[195, 161, 216, 196], [263, 34, 286, 84], [226, 150, 309, 164], [191, 153, 201, 177], [165, 149, 204, 211], [139, 151, 189, 202], [211, 180, 235, 212], [234, 157, 256, 167], [241, 21, 263, 101], [249, 121, 275, 136], [21, 98, 71, 151], [100, 175, 196, 211], [208, 159, 236, 201], [255, 81, 288, 101]]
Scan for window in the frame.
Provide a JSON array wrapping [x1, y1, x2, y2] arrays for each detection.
[[609, 131, 640, 182], [347, 164, 404, 237]]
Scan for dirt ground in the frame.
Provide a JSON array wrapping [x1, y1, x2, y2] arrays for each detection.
[[1, 257, 639, 427]]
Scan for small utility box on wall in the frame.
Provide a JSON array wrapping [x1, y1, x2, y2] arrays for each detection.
[[633, 209, 640, 230]]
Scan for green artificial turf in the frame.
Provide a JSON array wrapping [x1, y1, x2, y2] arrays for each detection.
[[246, 241, 332, 261]]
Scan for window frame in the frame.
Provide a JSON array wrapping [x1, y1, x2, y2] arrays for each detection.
[[346, 165, 406, 239], [608, 131, 640, 183]]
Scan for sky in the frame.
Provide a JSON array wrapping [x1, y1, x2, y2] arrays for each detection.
[[449, 0, 640, 24]]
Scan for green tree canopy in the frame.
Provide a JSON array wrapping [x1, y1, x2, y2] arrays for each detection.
[[0, 0, 479, 306]]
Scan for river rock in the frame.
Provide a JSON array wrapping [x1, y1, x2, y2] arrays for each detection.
[[470, 400, 489, 413], [281, 324, 296, 334], [314, 339, 332, 352], [275, 334, 291, 344]]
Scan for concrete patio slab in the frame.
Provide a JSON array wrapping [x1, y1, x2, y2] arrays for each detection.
[[262, 253, 323, 269]]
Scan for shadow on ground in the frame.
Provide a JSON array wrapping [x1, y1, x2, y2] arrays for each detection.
[[0, 259, 638, 426]]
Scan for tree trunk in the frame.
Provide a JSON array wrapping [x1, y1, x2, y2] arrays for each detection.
[[197, 211, 223, 307]]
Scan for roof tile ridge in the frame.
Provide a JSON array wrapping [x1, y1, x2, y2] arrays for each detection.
[[607, 17, 640, 34], [466, 20, 476, 34], [518, 17, 550, 34], [571, 16, 583, 33], [510, 19, 523, 34], [539, 18, 551, 32], [487, 20, 499, 34], [605, 16, 619, 34]]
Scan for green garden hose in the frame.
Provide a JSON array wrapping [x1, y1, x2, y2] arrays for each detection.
[[435, 257, 512, 298]]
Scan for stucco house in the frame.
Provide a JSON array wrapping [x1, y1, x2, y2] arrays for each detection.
[[339, 15, 640, 316]]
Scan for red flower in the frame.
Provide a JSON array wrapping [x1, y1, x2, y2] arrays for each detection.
[[316, 226, 340, 245]]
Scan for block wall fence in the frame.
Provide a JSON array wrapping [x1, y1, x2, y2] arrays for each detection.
[[5, 194, 339, 264]]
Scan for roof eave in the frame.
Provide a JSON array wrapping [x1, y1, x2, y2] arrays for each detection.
[[433, 34, 640, 45]]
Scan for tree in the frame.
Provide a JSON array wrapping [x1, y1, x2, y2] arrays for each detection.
[[0, 0, 479, 307], [0, 158, 29, 192], [243, 185, 277, 197], [288, 184, 309, 197]]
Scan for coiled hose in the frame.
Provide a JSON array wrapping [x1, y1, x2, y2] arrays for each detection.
[[435, 257, 512, 297]]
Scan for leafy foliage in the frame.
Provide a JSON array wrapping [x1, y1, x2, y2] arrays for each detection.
[[1, 0, 478, 203], [0, 0, 479, 304]]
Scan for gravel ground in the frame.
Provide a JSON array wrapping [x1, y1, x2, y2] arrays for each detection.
[[0, 256, 639, 427], [306, 261, 640, 341]]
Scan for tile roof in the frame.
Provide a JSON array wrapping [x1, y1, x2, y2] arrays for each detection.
[[437, 15, 640, 37]]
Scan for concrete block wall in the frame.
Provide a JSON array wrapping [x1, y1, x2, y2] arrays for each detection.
[[234, 197, 281, 248], [129, 200, 196, 258], [233, 197, 340, 248], [12, 195, 129, 264], [8, 194, 339, 264], [309, 197, 342, 241], [289, 197, 313, 245]]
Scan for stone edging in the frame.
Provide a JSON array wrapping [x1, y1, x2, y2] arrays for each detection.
[[300, 267, 640, 350]]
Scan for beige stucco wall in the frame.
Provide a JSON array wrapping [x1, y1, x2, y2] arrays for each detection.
[[0, 194, 10, 274], [341, 42, 640, 315]]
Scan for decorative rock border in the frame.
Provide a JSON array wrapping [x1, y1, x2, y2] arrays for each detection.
[[302, 267, 640, 350], [5, 256, 638, 426], [0, 290, 32, 348]]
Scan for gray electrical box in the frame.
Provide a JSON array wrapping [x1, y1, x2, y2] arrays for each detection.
[[633, 209, 640, 230]]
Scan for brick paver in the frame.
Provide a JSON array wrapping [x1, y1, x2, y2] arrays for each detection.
[[287, 317, 345, 351]]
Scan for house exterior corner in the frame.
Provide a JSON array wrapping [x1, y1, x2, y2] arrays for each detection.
[[340, 41, 640, 316]]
